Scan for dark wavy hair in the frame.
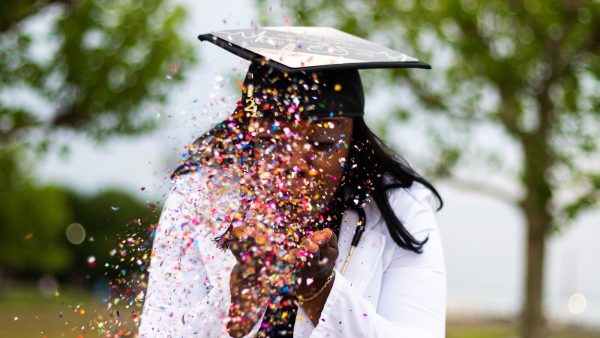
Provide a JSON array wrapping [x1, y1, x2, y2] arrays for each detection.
[[323, 116, 443, 253], [172, 111, 442, 254]]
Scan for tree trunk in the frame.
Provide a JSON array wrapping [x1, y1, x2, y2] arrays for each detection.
[[520, 204, 549, 338], [519, 135, 553, 338]]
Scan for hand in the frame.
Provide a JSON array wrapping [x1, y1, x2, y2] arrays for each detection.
[[227, 227, 338, 302], [225, 225, 296, 337], [292, 228, 339, 326], [226, 263, 271, 337], [225, 221, 339, 333], [294, 228, 339, 301]]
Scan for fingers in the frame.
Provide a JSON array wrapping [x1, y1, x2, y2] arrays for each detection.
[[296, 229, 335, 259], [314, 228, 333, 241], [301, 228, 333, 251], [294, 229, 338, 274], [306, 239, 319, 253]]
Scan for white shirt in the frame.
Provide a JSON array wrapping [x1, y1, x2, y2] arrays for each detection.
[[138, 169, 446, 337]]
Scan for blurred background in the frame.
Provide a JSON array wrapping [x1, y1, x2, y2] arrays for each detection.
[[0, 1, 598, 337]]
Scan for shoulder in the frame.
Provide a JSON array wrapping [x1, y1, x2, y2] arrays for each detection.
[[386, 181, 437, 216], [168, 165, 241, 205], [377, 181, 440, 238], [382, 182, 446, 270], [161, 166, 241, 236], [169, 166, 239, 197]]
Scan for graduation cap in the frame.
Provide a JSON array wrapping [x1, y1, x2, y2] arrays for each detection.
[[198, 26, 430, 73], [198, 27, 431, 117]]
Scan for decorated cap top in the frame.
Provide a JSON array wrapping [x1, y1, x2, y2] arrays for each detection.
[[198, 26, 431, 73]]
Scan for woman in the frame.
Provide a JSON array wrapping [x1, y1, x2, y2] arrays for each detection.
[[139, 33, 446, 337]]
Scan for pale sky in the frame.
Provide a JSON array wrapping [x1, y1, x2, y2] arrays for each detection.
[[33, 0, 599, 328]]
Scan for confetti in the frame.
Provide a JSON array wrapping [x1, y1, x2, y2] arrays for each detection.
[[74, 63, 383, 337]]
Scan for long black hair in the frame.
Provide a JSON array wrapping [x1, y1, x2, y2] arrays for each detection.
[[321, 116, 443, 254]]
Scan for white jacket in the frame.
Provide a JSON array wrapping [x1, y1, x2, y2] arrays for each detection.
[[138, 170, 446, 337]]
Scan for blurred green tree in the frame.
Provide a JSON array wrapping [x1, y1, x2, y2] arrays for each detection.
[[0, 0, 193, 284], [0, 144, 157, 279], [0, 183, 73, 275], [259, 1, 600, 338], [0, 0, 194, 145], [0, 144, 75, 275], [0, 178, 157, 290]]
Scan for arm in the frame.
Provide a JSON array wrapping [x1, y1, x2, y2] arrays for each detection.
[[310, 185, 447, 338], [137, 171, 265, 338]]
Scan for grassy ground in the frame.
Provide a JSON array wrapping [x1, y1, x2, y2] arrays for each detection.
[[1, 286, 598, 337], [0, 286, 98, 337], [0, 285, 139, 337], [447, 320, 600, 338]]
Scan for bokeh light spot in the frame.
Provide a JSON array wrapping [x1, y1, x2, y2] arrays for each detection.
[[568, 293, 587, 314], [66, 223, 86, 244]]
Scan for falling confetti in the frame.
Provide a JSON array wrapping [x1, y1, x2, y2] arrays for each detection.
[[41, 62, 382, 338]]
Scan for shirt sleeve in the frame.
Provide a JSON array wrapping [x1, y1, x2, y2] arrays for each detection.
[[310, 183, 447, 338], [137, 170, 265, 338]]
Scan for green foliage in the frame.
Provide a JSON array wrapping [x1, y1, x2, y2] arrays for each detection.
[[0, 144, 73, 274], [0, 183, 73, 274], [0, 0, 195, 145], [0, 180, 157, 278], [0, 142, 157, 277], [0, 0, 190, 279], [0, 145, 30, 190]]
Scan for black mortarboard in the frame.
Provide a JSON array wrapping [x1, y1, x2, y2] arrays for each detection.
[[198, 27, 430, 118], [198, 26, 430, 72]]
